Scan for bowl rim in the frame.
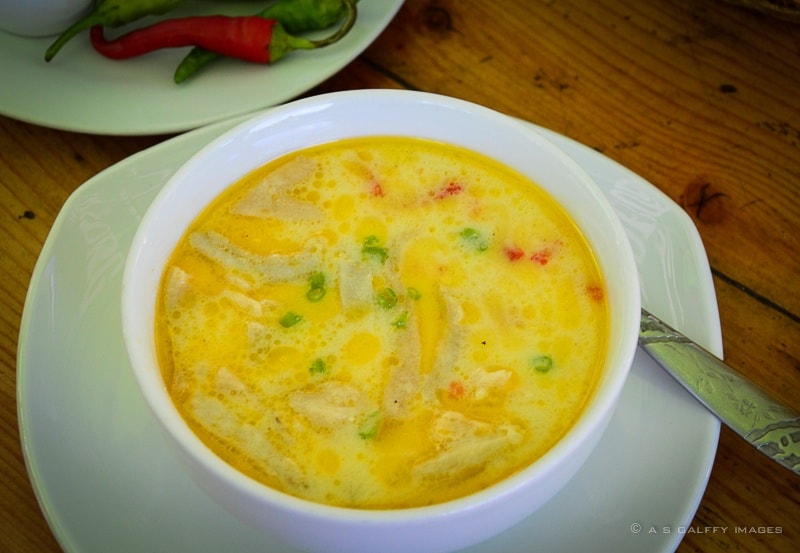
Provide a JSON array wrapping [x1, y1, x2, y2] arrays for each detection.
[[121, 89, 641, 523]]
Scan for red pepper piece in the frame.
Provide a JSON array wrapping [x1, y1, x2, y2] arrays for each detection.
[[530, 248, 551, 265], [433, 181, 463, 199], [586, 285, 604, 301], [448, 380, 465, 399], [504, 246, 525, 261], [370, 181, 385, 197]]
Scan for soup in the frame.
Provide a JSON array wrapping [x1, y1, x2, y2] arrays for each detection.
[[156, 136, 608, 509]]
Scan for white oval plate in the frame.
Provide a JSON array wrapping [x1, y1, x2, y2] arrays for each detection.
[[17, 112, 721, 553], [0, 0, 404, 135]]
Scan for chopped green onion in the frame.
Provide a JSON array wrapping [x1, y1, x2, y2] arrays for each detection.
[[279, 311, 303, 328], [459, 227, 489, 251], [306, 271, 327, 302], [308, 271, 325, 288], [530, 354, 554, 373], [358, 411, 382, 440], [407, 287, 422, 300], [361, 235, 388, 264], [306, 287, 326, 302], [375, 287, 398, 309], [309, 358, 327, 374], [392, 311, 409, 328], [459, 227, 480, 240]]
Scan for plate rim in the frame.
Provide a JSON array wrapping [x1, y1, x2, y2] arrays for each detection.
[[16, 111, 721, 553], [0, 0, 405, 135]]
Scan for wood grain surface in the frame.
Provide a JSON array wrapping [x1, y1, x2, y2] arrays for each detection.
[[1, 1, 798, 552]]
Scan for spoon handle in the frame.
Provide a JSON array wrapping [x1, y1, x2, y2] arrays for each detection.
[[639, 309, 800, 476]]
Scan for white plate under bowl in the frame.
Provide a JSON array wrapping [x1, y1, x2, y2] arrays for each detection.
[[0, 0, 404, 135], [17, 112, 721, 553]]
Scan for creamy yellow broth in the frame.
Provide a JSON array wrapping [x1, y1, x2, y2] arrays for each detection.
[[156, 136, 608, 508]]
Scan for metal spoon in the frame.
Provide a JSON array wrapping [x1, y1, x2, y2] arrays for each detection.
[[639, 308, 800, 476]]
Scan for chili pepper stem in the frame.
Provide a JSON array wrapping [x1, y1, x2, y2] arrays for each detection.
[[45, 13, 105, 61], [254, 0, 359, 54], [307, 0, 358, 48], [265, 0, 357, 64], [277, 29, 338, 55]]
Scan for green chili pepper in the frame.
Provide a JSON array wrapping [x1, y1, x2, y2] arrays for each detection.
[[45, 0, 186, 61], [279, 311, 303, 328], [530, 354, 554, 373], [261, 0, 356, 34], [361, 235, 388, 264], [174, 0, 357, 84]]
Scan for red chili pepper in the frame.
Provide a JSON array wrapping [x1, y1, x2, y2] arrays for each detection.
[[91, 15, 277, 63], [504, 246, 525, 261], [91, 17, 275, 62], [370, 181, 385, 197], [433, 181, 463, 199], [530, 248, 551, 265], [586, 285, 604, 301], [448, 380, 465, 399], [90, 4, 356, 64]]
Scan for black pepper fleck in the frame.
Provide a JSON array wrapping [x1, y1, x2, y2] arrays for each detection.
[[719, 84, 737, 93]]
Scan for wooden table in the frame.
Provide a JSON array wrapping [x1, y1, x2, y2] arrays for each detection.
[[1, 1, 798, 551]]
